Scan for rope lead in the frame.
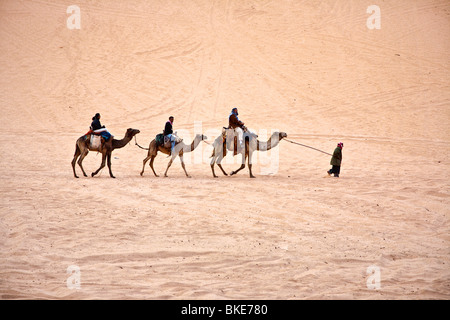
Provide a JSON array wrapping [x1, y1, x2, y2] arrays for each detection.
[[283, 138, 332, 156], [134, 136, 149, 150]]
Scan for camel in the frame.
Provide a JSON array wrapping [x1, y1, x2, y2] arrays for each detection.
[[72, 128, 140, 178], [140, 133, 208, 178], [210, 130, 287, 178]]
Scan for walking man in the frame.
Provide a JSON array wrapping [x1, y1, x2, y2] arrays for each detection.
[[327, 142, 343, 177]]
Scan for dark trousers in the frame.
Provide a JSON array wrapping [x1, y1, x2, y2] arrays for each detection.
[[328, 165, 341, 176]]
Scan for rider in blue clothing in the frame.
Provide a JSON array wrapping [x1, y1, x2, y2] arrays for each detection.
[[163, 116, 178, 153], [91, 113, 112, 141]]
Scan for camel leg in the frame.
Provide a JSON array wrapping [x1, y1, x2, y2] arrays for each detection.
[[107, 153, 115, 178], [77, 149, 89, 177], [92, 153, 106, 177], [71, 146, 81, 178], [150, 156, 159, 177], [230, 164, 245, 176], [210, 154, 218, 178], [179, 155, 191, 178], [164, 156, 174, 177], [216, 153, 228, 176], [248, 151, 255, 178], [248, 164, 255, 178], [140, 154, 151, 176], [230, 153, 246, 176]]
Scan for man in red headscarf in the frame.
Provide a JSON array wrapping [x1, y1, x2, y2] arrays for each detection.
[[327, 142, 343, 177]]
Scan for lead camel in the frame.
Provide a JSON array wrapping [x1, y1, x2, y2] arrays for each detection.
[[210, 131, 287, 178]]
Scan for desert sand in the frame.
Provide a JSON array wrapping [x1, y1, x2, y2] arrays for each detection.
[[0, 0, 449, 300]]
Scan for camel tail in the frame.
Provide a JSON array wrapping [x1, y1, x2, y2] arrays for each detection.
[[74, 141, 81, 156]]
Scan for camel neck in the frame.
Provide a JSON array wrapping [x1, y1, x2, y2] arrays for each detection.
[[112, 135, 132, 149], [187, 136, 203, 152], [257, 133, 280, 151]]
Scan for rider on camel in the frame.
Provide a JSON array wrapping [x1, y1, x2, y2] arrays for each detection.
[[229, 107, 245, 152], [163, 116, 181, 155], [90, 113, 112, 141]]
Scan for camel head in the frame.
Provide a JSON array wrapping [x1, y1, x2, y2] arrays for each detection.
[[197, 134, 208, 141], [126, 128, 140, 138], [278, 132, 287, 140]]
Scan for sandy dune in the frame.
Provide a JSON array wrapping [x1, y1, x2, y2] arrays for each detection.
[[0, 0, 449, 299]]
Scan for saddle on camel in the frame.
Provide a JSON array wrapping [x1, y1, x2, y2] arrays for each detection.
[[84, 113, 113, 151]]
